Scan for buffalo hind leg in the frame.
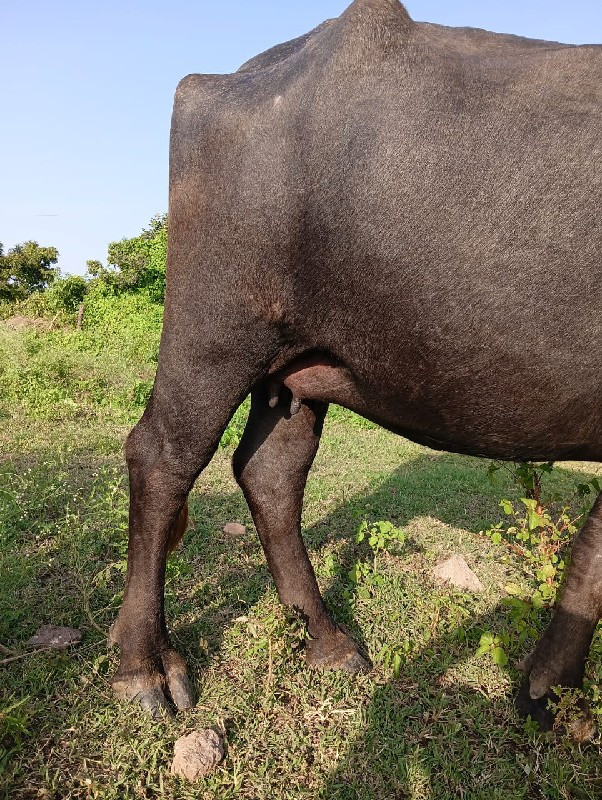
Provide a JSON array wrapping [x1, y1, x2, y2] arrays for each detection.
[[233, 386, 369, 673], [516, 493, 602, 738], [109, 365, 257, 719]]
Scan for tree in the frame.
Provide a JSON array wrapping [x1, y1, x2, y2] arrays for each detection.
[[86, 214, 167, 302], [0, 241, 59, 301], [46, 274, 88, 312]]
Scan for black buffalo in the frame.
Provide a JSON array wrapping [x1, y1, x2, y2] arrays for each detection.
[[110, 0, 602, 731]]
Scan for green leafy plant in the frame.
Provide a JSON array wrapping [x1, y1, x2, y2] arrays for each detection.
[[545, 685, 596, 741], [356, 519, 406, 555], [476, 631, 510, 667], [486, 496, 576, 604], [132, 378, 153, 407], [378, 640, 413, 678], [479, 462, 600, 674], [486, 460, 554, 506], [348, 520, 406, 600]]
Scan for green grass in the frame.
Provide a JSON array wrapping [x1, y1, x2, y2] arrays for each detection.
[[2, 308, 602, 799]]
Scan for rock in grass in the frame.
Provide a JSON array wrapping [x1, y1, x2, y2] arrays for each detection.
[[432, 555, 484, 593], [171, 729, 225, 781], [223, 522, 246, 537], [25, 625, 82, 649]]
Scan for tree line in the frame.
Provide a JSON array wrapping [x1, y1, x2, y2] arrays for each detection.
[[1, 214, 167, 318]]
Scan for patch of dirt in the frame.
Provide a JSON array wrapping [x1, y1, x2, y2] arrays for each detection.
[[2, 315, 53, 332]]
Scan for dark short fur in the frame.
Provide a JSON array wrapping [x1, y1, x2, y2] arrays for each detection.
[[110, 0, 602, 731]]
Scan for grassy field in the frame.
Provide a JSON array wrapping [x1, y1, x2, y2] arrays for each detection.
[[2, 305, 602, 799]]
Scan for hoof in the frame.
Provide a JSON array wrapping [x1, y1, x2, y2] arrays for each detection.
[[337, 649, 372, 674], [112, 669, 174, 721], [306, 628, 371, 673], [161, 649, 195, 710], [138, 688, 176, 721], [111, 648, 195, 719], [514, 631, 595, 741], [515, 679, 555, 732], [515, 680, 595, 742]]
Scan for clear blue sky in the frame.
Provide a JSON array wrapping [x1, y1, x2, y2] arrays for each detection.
[[2, 1, 601, 276]]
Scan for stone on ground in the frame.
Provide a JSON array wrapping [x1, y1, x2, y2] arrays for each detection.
[[223, 522, 246, 537], [25, 625, 82, 649], [171, 729, 225, 781], [432, 555, 484, 593]]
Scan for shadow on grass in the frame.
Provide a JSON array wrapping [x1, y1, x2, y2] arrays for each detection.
[[2, 442, 600, 797], [173, 453, 599, 799], [178, 451, 590, 663]]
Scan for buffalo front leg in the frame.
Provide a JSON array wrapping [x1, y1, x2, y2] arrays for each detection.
[[516, 493, 602, 736], [233, 386, 369, 673]]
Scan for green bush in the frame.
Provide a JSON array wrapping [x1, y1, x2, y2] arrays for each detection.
[[0, 299, 15, 320], [479, 462, 598, 666], [82, 284, 163, 363], [87, 214, 167, 302], [46, 275, 87, 312], [0, 287, 252, 448], [1, 275, 88, 328], [0, 286, 162, 421]]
